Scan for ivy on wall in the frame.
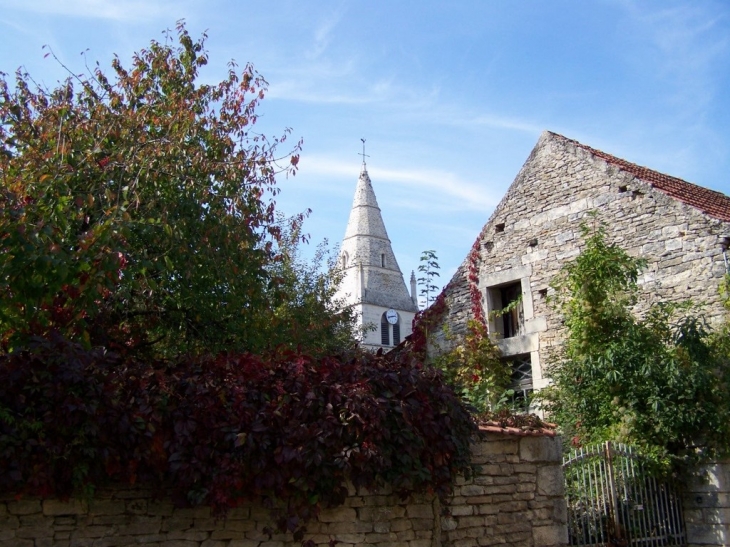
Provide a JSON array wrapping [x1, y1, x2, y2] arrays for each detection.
[[0, 334, 475, 537]]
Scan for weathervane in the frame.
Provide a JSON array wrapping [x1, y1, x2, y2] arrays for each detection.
[[358, 138, 370, 168]]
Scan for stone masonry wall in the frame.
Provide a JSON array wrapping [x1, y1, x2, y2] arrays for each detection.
[[0, 432, 567, 547], [683, 461, 730, 547], [435, 131, 730, 389]]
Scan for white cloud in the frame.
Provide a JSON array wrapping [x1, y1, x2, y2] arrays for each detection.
[[307, 3, 348, 60], [301, 155, 498, 211]]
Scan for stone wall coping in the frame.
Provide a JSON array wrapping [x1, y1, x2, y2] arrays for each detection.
[[478, 423, 558, 437]]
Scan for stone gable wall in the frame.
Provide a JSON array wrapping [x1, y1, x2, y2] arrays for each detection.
[[434, 132, 730, 388], [0, 433, 567, 547]]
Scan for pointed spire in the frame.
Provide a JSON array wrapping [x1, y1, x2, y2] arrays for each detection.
[[344, 166, 382, 226], [337, 152, 418, 313]]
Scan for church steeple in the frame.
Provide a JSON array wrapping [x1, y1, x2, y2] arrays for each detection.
[[336, 151, 418, 351]]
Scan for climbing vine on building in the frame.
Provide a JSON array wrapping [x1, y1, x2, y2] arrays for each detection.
[[411, 235, 511, 414]]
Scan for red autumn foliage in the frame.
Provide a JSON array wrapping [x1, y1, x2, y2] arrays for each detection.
[[0, 334, 475, 535]]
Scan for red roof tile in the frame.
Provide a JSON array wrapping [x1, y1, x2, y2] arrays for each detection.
[[552, 132, 730, 223]]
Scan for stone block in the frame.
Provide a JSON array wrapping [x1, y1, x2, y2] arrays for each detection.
[[472, 439, 518, 457], [364, 531, 398, 542], [704, 507, 730, 524], [373, 521, 391, 533], [88, 500, 126, 516], [7, 500, 41, 516], [686, 523, 729, 546], [319, 506, 357, 523], [227, 540, 262, 547], [483, 485, 517, 496], [225, 506, 250, 520], [390, 519, 413, 532], [324, 520, 373, 534], [91, 536, 143, 547], [19, 513, 45, 525], [0, 515, 19, 530], [16, 524, 55, 539], [411, 519, 433, 532], [460, 485, 485, 497], [457, 515, 485, 528], [69, 525, 115, 539], [0, 539, 33, 547], [451, 505, 474, 517], [532, 524, 568, 546], [224, 519, 256, 532], [209, 529, 247, 540], [406, 504, 433, 519], [173, 506, 211, 519], [519, 436, 561, 463], [441, 516, 457, 531], [125, 499, 147, 515], [537, 466, 564, 497], [330, 533, 366, 544], [147, 500, 175, 517], [451, 537, 479, 547], [124, 516, 162, 535], [161, 517, 194, 532], [43, 500, 87, 516], [92, 515, 127, 526]]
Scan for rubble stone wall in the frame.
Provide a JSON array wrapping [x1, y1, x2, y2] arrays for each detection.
[[0, 432, 567, 547], [435, 131, 730, 389]]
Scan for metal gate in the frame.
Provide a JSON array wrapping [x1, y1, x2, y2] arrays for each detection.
[[563, 442, 686, 546]]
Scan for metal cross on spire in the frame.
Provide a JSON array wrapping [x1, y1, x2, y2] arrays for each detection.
[[358, 138, 370, 168]]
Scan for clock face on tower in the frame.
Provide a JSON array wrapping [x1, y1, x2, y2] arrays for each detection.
[[386, 309, 398, 325]]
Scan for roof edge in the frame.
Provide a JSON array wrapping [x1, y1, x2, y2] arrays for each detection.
[[546, 131, 730, 223]]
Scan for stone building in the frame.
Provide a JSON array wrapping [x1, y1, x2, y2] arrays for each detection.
[[435, 130, 730, 397], [336, 162, 419, 351]]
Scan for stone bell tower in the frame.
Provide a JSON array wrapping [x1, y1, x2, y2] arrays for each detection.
[[336, 148, 419, 351]]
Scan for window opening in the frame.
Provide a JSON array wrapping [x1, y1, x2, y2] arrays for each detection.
[[380, 316, 390, 345], [489, 282, 523, 338], [501, 284, 523, 337], [341, 252, 348, 269], [618, 185, 628, 193], [381, 253, 385, 268], [495, 223, 505, 233], [505, 354, 533, 411], [393, 322, 400, 345], [487, 281, 524, 339]]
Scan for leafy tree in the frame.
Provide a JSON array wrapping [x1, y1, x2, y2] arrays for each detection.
[[537, 221, 730, 468], [265, 213, 359, 356], [417, 249, 440, 308], [0, 23, 314, 357]]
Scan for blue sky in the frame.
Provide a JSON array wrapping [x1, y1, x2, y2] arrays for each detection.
[[2, 0, 729, 297]]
